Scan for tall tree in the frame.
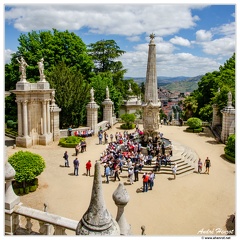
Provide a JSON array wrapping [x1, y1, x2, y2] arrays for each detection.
[[47, 62, 90, 128], [5, 29, 94, 90], [88, 40, 127, 88]]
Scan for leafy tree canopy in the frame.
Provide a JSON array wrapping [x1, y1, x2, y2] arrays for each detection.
[[5, 29, 94, 90], [183, 53, 235, 121]]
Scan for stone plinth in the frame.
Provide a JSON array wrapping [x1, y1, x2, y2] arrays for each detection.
[[86, 101, 99, 135], [11, 82, 61, 147], [16, 81, 31, 91], [102, 99, 113, 126], [220, 92, 235, 143], [212, 104, 221, 128]]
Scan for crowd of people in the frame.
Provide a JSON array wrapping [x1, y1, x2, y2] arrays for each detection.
[[97, 128, 173, 191]]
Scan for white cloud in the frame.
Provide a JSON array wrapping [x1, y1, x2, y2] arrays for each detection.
[[5, 4, 202, 37], [5, 49, 15, 64], [169, 36, 191, 47], [127, 36, 141, 42], [201, 37, 235, 56], [196, 30, 212, 42], [212, 22, 235, 37]]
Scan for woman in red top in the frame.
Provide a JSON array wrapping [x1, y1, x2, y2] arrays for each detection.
[[142, 173, 149, 192], [86, 160, 92, 176]]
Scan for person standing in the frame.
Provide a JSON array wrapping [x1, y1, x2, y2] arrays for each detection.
[[110, 133, 113, 142], [142, 173, 149, 192], [204, 157, 211, 174], [73, 158, 79, 176], [114, 165, 120, 181], [128, 167, 134, 185], [105, 164, 111, 183], [172, 163, 177, 180], [98, 132, 103, 145], [63, 151, 69, 167], [149, 171, 155, 190], [198, 158, 203, 173], [133, 163, 139, 181], [86, 160, 92, 176]]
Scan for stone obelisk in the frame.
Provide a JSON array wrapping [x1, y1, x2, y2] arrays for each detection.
[[142, 33, 161, 141]]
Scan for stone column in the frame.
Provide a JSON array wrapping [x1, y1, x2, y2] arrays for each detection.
[[5, 161, 21, 235], [112, 183, 131, 235], [220, 92, 235, 143], [42, 100, 47, 135], [142, 34, 160, 139], [86, 89, 99, 135], [16, 100, 23, 136], [22, 100, 28, 137], [46, 100, 50, 134], [102, 99, 113, 126], [102, 87, 113, 126], [212, 104, 221, 128], [76, 162, 120, 235]]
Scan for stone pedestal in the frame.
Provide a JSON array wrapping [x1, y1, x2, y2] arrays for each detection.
[[11, 79, 61, 147], [212, 104, 221, 128], [86, 101, 99, 135], [220, 92, 235, 143], [102, 98, 113, 126]]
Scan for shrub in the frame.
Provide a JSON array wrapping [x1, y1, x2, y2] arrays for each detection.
[[24, 187, 30, 194], [19, 188, 24, 195], [224, 134, 235, 161], [59, 136, 85, 148], [8, 151, 46, 188], [120, 123, 135, 129], [120, 113, 136, 129], [187, 117, 202, 129]]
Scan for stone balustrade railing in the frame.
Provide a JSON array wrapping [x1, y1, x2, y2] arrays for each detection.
[[12, 205, 78, 235]]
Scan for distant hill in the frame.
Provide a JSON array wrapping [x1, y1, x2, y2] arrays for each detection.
[[163, 75, 203, 92], [125, 75, 203, 92]]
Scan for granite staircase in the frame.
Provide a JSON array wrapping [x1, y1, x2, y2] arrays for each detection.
[[122, 141, 197, 177]]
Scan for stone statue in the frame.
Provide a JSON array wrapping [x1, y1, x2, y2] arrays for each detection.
[[128, 83, 132, 92], [38, 58, 45, 76], [228, 91, 232, 102], [106, 86, 109, 99], [16, 56, 29, 81], [90, 87, 94, 102]]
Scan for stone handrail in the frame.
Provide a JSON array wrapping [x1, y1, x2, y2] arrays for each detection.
[[13, 205, 78, 235]]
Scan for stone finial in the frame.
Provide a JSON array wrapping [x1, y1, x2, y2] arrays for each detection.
[[149, 33, 155, 40], [76, 162, 120, 235], [5, 162, 20, 210], [112, 183, 131, 235]]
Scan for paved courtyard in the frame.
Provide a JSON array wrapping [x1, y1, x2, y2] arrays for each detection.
[[5, 123, 236, 236]]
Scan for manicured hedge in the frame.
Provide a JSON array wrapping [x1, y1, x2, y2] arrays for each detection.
[[186, 127, 203, 133], [59, 136, 85, 148], [120, 123, 135, 129]]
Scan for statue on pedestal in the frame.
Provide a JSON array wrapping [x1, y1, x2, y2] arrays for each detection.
[[16, 56, 29, 81], [106, 86, 109, 99], [90, 87, 95, 102], [38, 58, 46, 81]]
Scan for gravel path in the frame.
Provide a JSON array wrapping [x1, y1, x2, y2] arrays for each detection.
[[5, 123, 235, 236]]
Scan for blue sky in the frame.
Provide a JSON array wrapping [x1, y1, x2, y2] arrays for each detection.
[[3, 1, 237, 78]]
